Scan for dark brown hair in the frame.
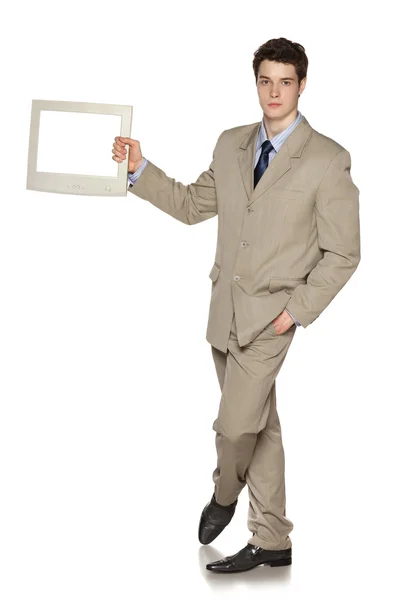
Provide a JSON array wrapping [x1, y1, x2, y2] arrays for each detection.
[[252, 38, 308, 85]]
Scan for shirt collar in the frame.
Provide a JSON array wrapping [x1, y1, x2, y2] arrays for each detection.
[[257, 110, 303, 153]]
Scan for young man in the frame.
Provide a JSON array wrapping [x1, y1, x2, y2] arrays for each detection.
[[112, 37, 360, 573]]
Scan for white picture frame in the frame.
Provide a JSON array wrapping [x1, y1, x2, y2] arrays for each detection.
[[26, 99, 133, 197]]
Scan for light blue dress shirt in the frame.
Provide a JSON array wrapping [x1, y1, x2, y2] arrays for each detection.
[[128, 111, 304, 326], [128, 156, 148, 184]]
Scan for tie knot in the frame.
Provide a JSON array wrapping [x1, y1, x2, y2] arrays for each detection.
[[261, 140, 274, 154]]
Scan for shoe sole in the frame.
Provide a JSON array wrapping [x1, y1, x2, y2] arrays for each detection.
[[206, 557, 292, 572]]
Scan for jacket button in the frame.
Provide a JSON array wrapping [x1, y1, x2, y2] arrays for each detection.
[[247, 207, 254, 213], [240, 241, 248, 247], [233, 275, 241, 281]]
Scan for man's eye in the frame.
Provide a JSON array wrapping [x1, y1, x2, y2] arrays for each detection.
[[260, 80, 291, 85]]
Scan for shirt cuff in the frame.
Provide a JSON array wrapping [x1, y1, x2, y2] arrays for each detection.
[[285, 307, 301, 327], [128, 158, 148, 185]]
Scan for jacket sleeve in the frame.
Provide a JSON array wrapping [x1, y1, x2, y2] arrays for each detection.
[[284, 148, 361, 327], [127, 131, 224, 225]]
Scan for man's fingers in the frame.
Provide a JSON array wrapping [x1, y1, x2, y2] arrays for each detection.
[[112, 147, 126, 162], [116, 136, 137, 147], [113, 141, 126, 154]]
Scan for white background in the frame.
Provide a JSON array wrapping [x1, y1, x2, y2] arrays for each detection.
[[1, 1, 399, 598]]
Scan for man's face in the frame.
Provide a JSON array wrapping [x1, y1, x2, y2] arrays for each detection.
[[256, 59, 306, 119]]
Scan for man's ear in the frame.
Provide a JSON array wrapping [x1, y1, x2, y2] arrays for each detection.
[[299, 77, 307, 96]]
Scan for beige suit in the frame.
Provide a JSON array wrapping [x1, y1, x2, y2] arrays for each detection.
[[128, 115, 361, 550]]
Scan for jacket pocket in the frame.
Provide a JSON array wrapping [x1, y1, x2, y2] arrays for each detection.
[[209, 263, 221, 282], [269, 277, 306, 294]]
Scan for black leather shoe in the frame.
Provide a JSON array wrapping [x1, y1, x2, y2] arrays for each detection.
[[206, 543, 292, 573], [198, 493, 238, 545]]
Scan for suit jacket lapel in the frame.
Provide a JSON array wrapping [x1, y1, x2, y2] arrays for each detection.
[[237, 115, 313, 207], [237, 123, 259, 202]]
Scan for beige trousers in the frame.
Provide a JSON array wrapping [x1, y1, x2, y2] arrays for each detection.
[[211, 311, 297, 551]]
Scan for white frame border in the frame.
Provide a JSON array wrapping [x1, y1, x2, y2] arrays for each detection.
[[26, 99, 132, 197]]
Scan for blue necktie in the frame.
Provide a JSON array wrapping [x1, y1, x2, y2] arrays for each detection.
[[254, 140, 274, 189]]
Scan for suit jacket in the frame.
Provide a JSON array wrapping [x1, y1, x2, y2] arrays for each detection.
[[128, 115, 361, 352]]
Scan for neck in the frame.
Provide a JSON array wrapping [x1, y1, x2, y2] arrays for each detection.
[[263, 108, 298, 139]]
